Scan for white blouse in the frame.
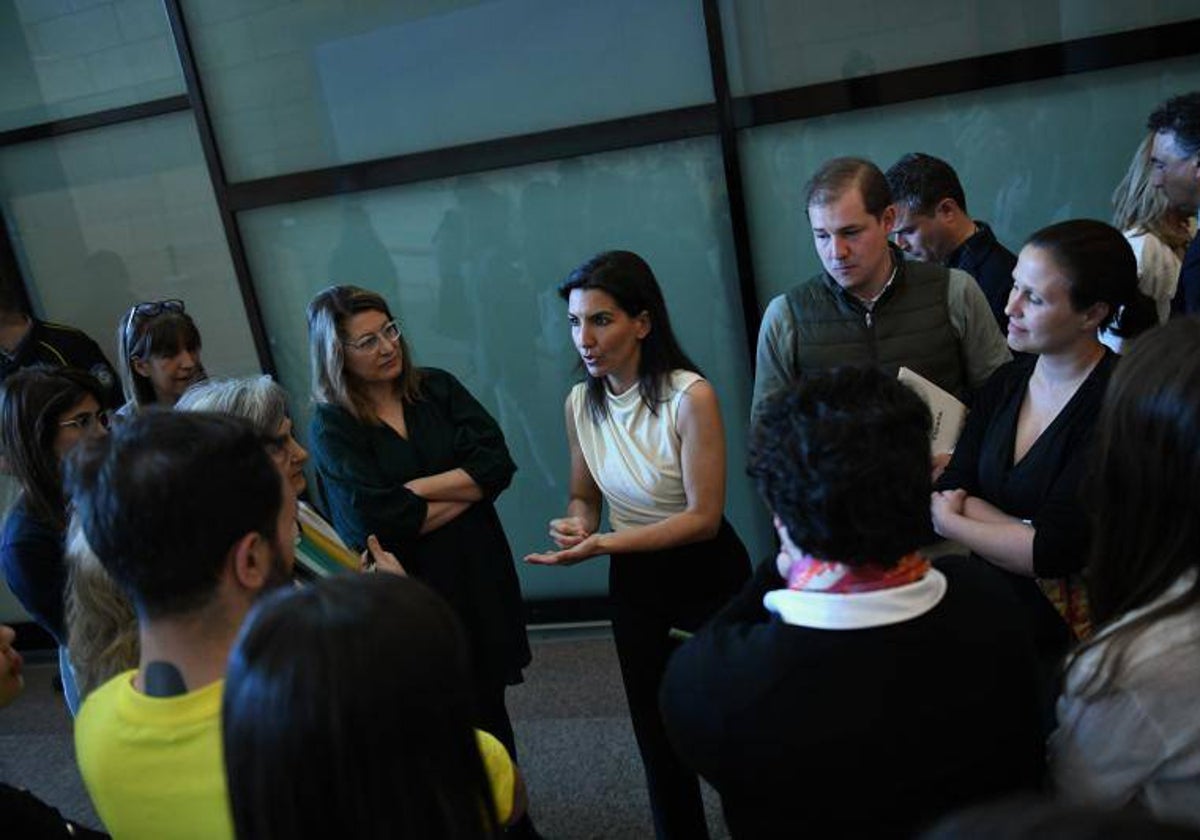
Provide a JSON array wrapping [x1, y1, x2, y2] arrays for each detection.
[[569, 370, 703, 532]]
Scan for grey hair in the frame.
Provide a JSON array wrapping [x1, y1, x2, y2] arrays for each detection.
[[175, 375, 289, 437]]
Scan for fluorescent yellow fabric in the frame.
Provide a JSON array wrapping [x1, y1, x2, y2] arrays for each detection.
[[476, 729, 516, 824], [75, 670, 232, 840]]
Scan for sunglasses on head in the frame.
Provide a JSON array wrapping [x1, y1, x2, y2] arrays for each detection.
[[123, 300, 185, 353]]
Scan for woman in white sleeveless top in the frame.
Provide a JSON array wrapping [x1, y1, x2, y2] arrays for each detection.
[[527, 250, 750, 840]]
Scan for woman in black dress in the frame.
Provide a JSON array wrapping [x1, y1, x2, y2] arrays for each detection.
[[933, 220, 1155, 697], [306, 286, 531, 773]]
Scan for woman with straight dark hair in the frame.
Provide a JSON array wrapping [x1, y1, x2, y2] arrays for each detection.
[[933, 220, 1156, 713], [115, 299, 205, 416], [305, 285, 531, 806], [0, 366, 110, 713], [1051, 317, 1200, 826], [224, 573, 523, 839], [527, 250, 750, 839]]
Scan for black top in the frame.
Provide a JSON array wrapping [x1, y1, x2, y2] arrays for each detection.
[[660, 556, 1045, 840], [1173, 232, 1200, 316], [0, 319, 122, 408], [309, 367, 531, 684], [0, 497, 66, 645], [936, 351, 1114, 579], [947, 221, 1018, 331]]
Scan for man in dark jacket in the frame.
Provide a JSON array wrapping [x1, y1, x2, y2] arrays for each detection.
[[0, 286, 121, 408], [886, 152, 1019, 331], [1148, 92, 1200, 316]]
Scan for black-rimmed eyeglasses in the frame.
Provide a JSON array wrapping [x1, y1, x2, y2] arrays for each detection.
[[343, 320, 401, 354]]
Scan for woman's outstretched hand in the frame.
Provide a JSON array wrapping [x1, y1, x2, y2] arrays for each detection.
[[525, 533, 604, 566]]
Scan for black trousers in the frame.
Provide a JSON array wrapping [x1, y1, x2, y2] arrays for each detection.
[[609, 519, 751, 840]]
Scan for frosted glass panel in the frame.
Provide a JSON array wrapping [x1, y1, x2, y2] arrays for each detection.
[[239, 137, 770, 600], [0, 0, 184, 131], [740, 57, 1200, 304], [721, 0, 1200, 94], [0, 112, 259, 382], [183, 0, 714, 181]]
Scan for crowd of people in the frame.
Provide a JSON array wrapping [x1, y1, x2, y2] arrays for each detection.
[[0, 91, 1199, 839]]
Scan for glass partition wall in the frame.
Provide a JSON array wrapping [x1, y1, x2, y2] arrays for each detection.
[[1, 0, 1197, 612]]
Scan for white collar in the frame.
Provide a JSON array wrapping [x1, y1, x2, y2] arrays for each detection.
[[763, 568, 948, 630]]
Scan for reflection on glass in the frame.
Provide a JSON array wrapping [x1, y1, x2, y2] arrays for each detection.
[[239, 137, 770, 600], [739, 56, 1200, 303], [0, 112, 259, 380], [0, 0, 183, 131], [720, 0, 1200, 95], [182, 0, 713, 181]]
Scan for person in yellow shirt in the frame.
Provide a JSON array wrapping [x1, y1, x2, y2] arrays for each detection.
[[223, 573, 525, 837], [69, 411, 298, 839]]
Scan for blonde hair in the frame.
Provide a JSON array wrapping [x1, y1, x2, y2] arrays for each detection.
[[65, 517, 138, 701], [1112, 134, 1192, 253], [306, 285, 421, 423]]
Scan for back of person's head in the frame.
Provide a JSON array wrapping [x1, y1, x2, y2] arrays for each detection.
[[1113, 134, 1192, 251], [175, 375, 287, 438], [0, 366, 105, 526], [1147, 91, 1200, 156], [1024, 219, 1157, 340], [64, 411, 284, 621], [1084, 317, 1200, 645], [922, 794, 1200, 839], [885, 152, 968, 216], [117, 301, 203, 406], [558, 250, 699, 421], [65, 516, 137, 701], [748, 366, 932, 566], [804, 157, 892, 218], [224, 573, 499, 839], [306, 284, 420, 418]]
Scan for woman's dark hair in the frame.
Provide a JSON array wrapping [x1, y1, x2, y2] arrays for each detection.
[[557, 250, 700, 422], [0, 366, 105, 527], [307, 285, 422, 423], [116, 308, 204, 407], [223, 574, 500, 839], [1070, 317, 1200, 698], [747, 366, 932, 566], [1024, 219, 1157, 340]]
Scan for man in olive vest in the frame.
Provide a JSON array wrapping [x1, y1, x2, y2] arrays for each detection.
[[751, 157, 1010, 424]]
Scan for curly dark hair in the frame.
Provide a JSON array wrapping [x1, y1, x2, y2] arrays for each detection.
[[748, 367, 932, 567], [1147, 91, 1200, 156], [884, 152, 968, 216]]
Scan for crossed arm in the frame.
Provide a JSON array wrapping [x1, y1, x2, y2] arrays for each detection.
[[931, 489, 1035, 576]]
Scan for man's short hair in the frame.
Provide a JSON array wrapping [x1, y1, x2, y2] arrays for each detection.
[[1147, 92, 1200, 156], [65, 411, 283, 620], [884, 153, 968, 216], [747, 367, 932, 567], [804, 157, 892, 218]]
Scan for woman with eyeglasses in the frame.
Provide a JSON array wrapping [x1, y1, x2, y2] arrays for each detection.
[[0, 366, 110, 714], [114, 299, 206, 416], [306, 285, 532, 799]]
